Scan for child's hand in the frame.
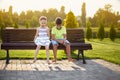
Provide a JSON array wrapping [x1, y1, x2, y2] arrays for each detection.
[[63, 39, 66, 43]]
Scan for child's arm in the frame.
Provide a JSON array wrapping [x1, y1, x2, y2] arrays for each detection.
[[63, 34, 67, 40], [34, 29, 39, 42], [52, 34, 64, 44], [63, 28, 67, 42], [47, 28, 50, 38]]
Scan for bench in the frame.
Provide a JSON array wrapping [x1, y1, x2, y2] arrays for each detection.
[[1, 28, 92, 64]]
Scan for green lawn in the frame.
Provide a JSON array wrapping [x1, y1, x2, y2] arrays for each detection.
[[84, 38, 120, 65], [0, 38, 120, 65]]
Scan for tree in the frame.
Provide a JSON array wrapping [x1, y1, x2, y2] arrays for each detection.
[[0, 22, 5, 29], [0, 10, 3, 25], [41, 9, 47, 17], [104, 4, 112, 12], [13, 12, 19, 23], [88, 17, 96, 27], [9, 6, 12, 16], [26, 10, 33, 20], [48, 22, 54, 28], [19, 11, 26, 26], [81, 2, 86, 28], [47, 8, 58, 22], [30, 16, 39, 27], [64, 11, 78, 28], [97, 23, 105, 41], [8, 6, 13, 26], [76, 16, 81, 27], [26, 22, 30, 28], [2, 12, 12, 27], [14, 22, 19, 28], [92, 4, 118, 27], [0, 22, 5, 39], [109, 25, 116, 41], [58, 6, 66, 19], [86, 20, 92, 40]]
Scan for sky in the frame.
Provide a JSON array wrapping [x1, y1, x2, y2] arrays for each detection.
[[0, 0, 120, 17]]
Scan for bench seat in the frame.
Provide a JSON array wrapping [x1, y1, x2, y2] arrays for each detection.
[[1, 42, 92, 50]]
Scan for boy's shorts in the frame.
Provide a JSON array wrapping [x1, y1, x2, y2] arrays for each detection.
[[51, 39, 70, 46]]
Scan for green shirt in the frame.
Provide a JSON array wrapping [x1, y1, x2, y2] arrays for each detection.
[[51, 26, 66, 39]]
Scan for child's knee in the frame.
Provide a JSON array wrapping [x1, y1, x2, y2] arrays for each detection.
[[46, 48, 49, 51], [37, 45, 41, 48], [45, 48, 49, 52]]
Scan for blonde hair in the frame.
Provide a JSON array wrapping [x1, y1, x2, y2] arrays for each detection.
[[39, 16, 47, 21]]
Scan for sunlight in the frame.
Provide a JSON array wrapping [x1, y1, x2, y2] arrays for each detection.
[[0, 0, 120, 17]]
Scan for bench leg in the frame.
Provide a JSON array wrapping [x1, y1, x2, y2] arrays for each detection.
[[81, 50, 86, 64], [78, 50, 86, 64], [6, 50, 9, 64], [77, 50, 80, 60]]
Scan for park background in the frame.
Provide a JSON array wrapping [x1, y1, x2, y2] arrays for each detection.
[[0, 0, 120, 65]]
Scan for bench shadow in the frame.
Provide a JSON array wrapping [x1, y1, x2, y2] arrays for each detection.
[[0, 60, 120, 80]]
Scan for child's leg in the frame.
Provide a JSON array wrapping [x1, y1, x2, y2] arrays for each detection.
[[66, 44, 76, 62], [51, 40, 58, 62], [52, 45, 58, 62], [66, 44, 72, 60], [45, 46, 50, 64], [64, 40, 76, 62], [33, 45, 41, 63]]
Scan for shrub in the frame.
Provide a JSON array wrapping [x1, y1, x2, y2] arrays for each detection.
[[14, 22, 19, 28], [86, 21, 92, 40], [97, 23, 105, 41], [109, 25, 116, 41]]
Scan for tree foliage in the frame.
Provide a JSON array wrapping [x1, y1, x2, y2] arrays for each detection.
[[14, 22, 19, 28], [97, 23, 105, 41], [25, 22, 30, 28], [0, 4, 120, 30], [86, 20, 92, 40], [81, 2, 86, 28], [58, 6, 66, 19], [0, 6, 66, 28], [91, 4, 120, 27], [64, 11, 78, 28], [109, 25, 116, 41]]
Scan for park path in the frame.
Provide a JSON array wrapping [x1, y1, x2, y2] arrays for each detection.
[[0, 59, 120, 80]]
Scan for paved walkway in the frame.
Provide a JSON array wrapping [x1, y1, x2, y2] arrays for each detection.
[[0, 59, 120, 80]]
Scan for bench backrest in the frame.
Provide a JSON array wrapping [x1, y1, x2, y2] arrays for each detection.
[[2, 28, 84, 43]]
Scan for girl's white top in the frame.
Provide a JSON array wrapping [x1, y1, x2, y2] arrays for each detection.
[[34, 27, 50, 46]]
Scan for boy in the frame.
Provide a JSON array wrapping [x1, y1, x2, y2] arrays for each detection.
[[51, 17, 75, 62]]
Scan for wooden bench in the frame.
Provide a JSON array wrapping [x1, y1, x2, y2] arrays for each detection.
[[1, 28, 92, 64]]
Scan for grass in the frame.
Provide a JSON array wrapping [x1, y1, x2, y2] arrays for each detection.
[[0, 38, 120, 65], [0, 50, 77, 60], [84, 38, 120, 65], [92, 27, 119, 32]]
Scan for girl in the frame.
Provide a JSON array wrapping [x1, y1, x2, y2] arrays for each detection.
[[33, 16, 51, 64]]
